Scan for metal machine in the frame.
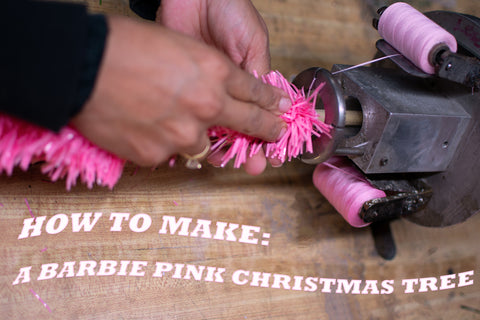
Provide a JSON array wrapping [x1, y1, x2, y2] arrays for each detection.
[[293, 9, 480, 258]]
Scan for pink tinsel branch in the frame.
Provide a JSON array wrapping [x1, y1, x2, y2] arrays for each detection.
[[208, 70, 332, 167], [0, 71, 329, 189], [0, 115, 125, 190]]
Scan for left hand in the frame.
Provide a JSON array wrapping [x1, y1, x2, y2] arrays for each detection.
[[157, 0, 283, 174]]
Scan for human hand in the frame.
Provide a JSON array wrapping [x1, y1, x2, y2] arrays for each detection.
[[71, 16, 290, 168], [157, 0, 271, 74], [157, 0, 285, 174]]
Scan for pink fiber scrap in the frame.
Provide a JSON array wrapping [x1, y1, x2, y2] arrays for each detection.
[[24, 198, 35, 219], [0, 114, 125, 190], [209, 70, 332, 168], [29, 288, 52, 313]]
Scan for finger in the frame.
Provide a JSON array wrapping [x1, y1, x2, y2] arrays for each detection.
[[243, 149, 267, 175], [218, 96, 287, 142], [268, 156, 283, 168], [241, 33, 271, 76], [243, 51, 271, 77], [208, 145, 267, 175], [226, 68, 292, 114], [237, 2, 271, 75], [242, 28, 271, 75]]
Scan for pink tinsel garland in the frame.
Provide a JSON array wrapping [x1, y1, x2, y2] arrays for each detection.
[[0, 115, 125, 190], [0, 71, 329, 189]]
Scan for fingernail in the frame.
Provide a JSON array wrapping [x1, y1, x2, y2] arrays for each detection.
[[271, 162, 283, 168], [279, 97, 292, 113], [277, 126, 287, 140]]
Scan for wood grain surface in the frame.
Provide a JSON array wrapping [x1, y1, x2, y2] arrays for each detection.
[[2, 1, 479, 319]]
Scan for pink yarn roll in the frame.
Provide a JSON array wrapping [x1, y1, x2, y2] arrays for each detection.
[[378, 2, 457, 74], [312, 157, 386, 228]]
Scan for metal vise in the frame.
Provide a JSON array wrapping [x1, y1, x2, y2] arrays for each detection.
[[293, 9, 480, 256]]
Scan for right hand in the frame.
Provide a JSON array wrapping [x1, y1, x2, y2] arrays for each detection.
[[71, 15, 290, 167]]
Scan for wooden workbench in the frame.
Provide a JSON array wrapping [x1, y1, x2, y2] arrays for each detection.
[[1, 1, 479, 319]]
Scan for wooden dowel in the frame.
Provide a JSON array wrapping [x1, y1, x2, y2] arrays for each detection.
[[316, 110, 363, 126]]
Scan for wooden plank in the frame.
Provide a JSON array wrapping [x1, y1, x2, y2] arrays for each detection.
[[1, 162, 479, 319], [254, 0, 480, 76]]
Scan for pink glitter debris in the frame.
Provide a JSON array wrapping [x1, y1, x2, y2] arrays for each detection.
[[168, 157, 176, 168], [40, 247, 48, 252], [24, 198, 34, 219], [173, 200, 178, 206], [29, 288, 52, 313], [0, 115, 125, 190], [209, 70, 332, 168]]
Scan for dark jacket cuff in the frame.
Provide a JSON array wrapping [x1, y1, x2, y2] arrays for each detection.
[[0, 1, 107, 131], [129, 0, 161, 21]]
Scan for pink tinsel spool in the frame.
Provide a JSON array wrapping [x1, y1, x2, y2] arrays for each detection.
[[312, 157, 386, 228], [378, 2, 457, 74]]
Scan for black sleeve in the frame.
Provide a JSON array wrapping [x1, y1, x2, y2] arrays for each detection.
[[129, 0, 161, 21], [0, 0, 107, 131]]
